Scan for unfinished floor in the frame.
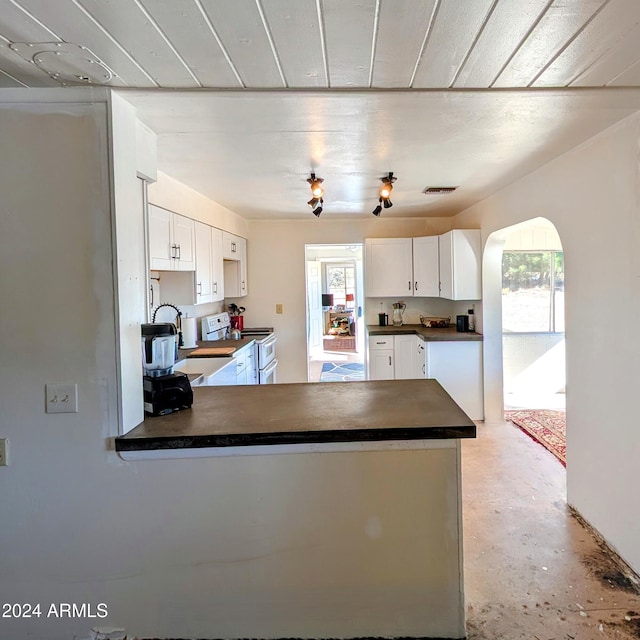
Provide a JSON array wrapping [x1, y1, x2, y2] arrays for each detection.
[[463, 418, 640, 639]]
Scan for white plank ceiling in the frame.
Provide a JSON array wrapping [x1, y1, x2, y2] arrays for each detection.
[[3, 0, 640, 218]]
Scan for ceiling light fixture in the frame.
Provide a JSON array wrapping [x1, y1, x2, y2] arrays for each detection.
[[372, 172, 396, 215], [307, 173, 325, 216]]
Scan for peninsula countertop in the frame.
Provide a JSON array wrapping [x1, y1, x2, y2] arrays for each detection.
[[115, 379, 476, 452], [367, 323, 483, 341]]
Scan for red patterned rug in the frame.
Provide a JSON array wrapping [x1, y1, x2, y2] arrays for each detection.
[[505, 409, 566, 466]]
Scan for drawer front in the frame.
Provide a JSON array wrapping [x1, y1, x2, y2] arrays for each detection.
[[369, 336, 393, 350]]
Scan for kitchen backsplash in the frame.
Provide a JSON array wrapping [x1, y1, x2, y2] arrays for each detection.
[[366, 297, 478, 326]]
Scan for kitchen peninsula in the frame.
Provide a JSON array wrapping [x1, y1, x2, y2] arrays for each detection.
[[115, 379, 474, 639]]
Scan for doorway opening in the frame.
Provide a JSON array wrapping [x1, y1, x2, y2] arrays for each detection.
[[501, 221, 565, 411], [305, 244, 364, 382], [483, 218, 567, 468]]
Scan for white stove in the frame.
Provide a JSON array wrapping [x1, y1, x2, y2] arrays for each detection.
[[201, 312, 231, 341]]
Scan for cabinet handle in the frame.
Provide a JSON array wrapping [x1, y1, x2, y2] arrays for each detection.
[[241, 280, 245, 291], [197, 282, 202, 295], [176, 244, 181, 260], [376, 341, 386, 345], [389, 356, 392, 366], [171, 244, 177, 259], [232, 242, 236, 252], [408, 280, 411, 290], [415, 281, 418, 291], [213, 282, 217, 294], [150, 284, 154, 307]]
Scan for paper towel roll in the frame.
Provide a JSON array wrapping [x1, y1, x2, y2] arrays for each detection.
[[181, 316, 197, 349]]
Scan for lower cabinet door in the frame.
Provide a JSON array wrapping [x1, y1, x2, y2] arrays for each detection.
[[369, 349, 394, 380], [394, 335, 418, 379]]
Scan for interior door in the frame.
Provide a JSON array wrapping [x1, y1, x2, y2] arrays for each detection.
[[307, 261, 323, 349]]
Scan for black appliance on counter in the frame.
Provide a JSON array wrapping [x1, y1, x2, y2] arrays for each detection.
[[141, 323, 193, 416], [456, 315, 469, 332]]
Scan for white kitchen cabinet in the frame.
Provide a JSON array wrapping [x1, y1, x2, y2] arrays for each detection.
[[246, 343, 258, 385], [416, 338, 427, 378], [394, 335, 418, 379], [223, 232, 248, 298], [368, 336, 394, 380], [427, 341, 484, 420], [211, 226, 224, 302], [365, 236, 439, 298], [368, 334, 423, 380], [234, 342, 256, 385], [438, 229, 481, 300], [222, 231, 242, 259], [412, 236, 440, 297], [148, 205, 195, 271], [194, 221, 213, 304], [365, 238, 413, 297]]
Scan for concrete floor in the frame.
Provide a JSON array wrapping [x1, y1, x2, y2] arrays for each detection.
[[463, 419, 640, 639]]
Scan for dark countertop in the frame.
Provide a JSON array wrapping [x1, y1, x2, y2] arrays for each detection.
[[115, 379, 476, 452], [367, 324, 483, 341], [178, 337, 255, 358]]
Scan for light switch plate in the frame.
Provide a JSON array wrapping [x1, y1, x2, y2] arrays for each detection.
[[46, 383, 78, 413]]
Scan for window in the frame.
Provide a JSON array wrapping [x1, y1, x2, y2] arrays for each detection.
[[326, 264, 355, 307], [502, 251, 564, 333]]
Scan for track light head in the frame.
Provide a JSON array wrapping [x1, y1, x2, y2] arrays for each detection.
[[307, 172, 324, 198], [379, 183, 393, 199], [372, 203, 383, 216], [307, 197, 321, 208], [383, 198, 393, 209], [378, 171, 397, 202], [312, 197, 323, 217]]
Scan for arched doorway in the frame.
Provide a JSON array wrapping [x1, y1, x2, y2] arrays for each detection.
[[482, 218, 566, 423]]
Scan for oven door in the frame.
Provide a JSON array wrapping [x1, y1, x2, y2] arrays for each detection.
[[258, 334, 277, 368], [259, 358, 277, 384]]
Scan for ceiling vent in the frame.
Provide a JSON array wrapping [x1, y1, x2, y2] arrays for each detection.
[[422, 186, 458, 194]]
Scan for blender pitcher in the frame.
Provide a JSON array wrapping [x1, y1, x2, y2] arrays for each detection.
[[392, 302, 406, 326]]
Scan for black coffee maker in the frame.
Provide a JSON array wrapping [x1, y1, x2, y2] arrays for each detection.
[[141, 323, 193, 416]]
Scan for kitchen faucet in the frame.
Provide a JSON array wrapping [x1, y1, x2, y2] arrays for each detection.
[[152, 303, 184, 347]]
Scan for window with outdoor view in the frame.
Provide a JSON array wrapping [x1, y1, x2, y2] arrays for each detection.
[[326, 264, 355, 307], [502, 251, 564, 333]]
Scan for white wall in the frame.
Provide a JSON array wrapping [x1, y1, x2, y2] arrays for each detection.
[[454, 112, 640, 574], [245, 217, 458, 382]]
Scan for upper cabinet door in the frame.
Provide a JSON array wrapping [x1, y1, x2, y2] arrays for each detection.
[[211, 226, 225, 302], [412, 236, 440, 297], [148, 206, 195, 272], [439, 230, 481, 300], [365, 238, 413, 297], [194, 221, 213, 303], [148, 205, 174, 270], [172, 214, 195, 271], [222, 232, 248, 298], [222, 231, 241, 259]]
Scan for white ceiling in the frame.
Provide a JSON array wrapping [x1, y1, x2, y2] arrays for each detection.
[[3, 0, 640, 219]]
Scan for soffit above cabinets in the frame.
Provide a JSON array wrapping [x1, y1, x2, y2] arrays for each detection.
[[4, 1, 640, 220]]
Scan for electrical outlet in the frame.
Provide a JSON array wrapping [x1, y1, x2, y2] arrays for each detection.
[[0, 439, 8, 466], [276, 303, 283, 314], [46, 383, 78, 414]]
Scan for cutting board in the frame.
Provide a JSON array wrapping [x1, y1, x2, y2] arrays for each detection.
[[187, 347, 236, 357]]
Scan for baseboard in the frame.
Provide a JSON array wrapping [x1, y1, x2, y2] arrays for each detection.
[[568, 504, 640, 592]]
